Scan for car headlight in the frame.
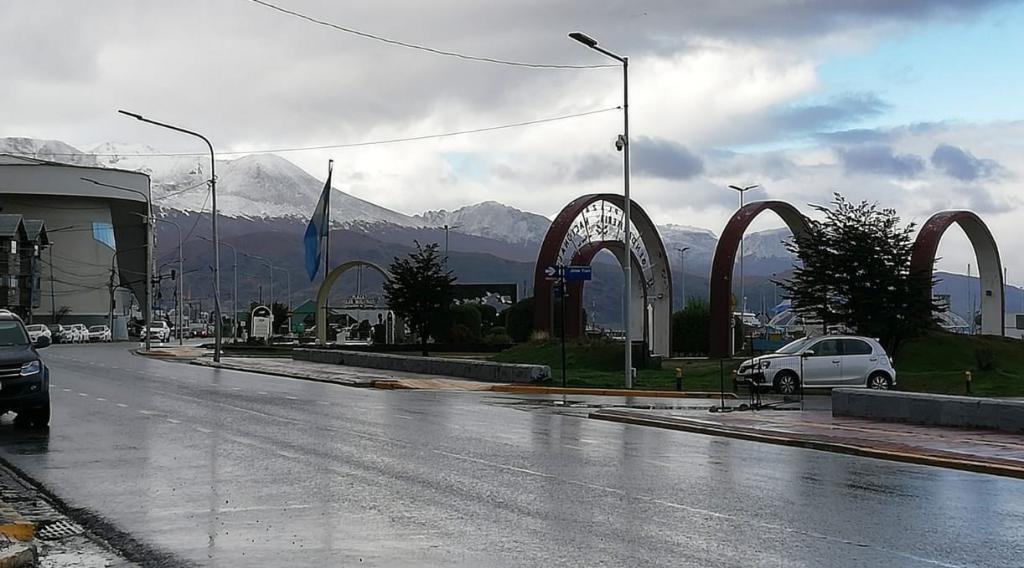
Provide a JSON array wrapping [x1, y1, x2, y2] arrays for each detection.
[[20, 360, 41, 376]]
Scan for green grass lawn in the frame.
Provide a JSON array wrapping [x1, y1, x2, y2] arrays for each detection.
[[490, 332, 1024, 397], [490, 340, 740, 391]]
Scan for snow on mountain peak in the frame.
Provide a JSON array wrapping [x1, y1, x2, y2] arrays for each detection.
[[415, 201, 551, 244]]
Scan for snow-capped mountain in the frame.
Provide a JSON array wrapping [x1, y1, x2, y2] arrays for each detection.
[[0, 136, 797, 274], [415, 201, 551, 245]]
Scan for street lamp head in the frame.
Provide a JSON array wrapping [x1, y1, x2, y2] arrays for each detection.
[[569, 32, 598, 47], [728, 184, 761, 192], [118, 109, 144, 121]]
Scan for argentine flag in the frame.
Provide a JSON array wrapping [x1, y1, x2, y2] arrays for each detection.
[[303, 162, 333, 281]]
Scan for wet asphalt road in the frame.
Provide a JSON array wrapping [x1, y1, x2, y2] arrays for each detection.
[[0, 343, 1022, 567]]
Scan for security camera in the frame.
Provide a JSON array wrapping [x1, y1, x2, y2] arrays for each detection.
[[614, 135, 625, 152]]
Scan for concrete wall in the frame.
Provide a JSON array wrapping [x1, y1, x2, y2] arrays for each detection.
[[295, 349, 549, 384], [833, 388, 1024, 433]]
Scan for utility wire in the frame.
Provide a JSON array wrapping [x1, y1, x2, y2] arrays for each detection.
[[6, 106, 620, 158], [246, 0, 615, 70]]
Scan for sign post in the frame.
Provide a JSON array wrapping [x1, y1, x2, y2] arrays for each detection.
[[547, 266, 592, 388]]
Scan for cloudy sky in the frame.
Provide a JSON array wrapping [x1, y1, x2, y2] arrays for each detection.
[[3, 0, 1022, 277]]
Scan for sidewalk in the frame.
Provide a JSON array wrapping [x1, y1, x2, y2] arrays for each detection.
[[592, 406, 1024, 479], [0, 456, 133, 567]]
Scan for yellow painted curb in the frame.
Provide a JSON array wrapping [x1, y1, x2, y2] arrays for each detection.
[[0, 521, 35, 542], [591, 410, 1024, 480], [491, 385, 738, 399]]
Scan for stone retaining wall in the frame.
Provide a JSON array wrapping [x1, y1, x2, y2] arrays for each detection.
[[294, 349, 549, 384], [832, 388, 1024, 433]]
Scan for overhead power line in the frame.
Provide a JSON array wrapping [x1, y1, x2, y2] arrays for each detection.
[[8, 106, 621, 158], [246, 0, 616, 70]]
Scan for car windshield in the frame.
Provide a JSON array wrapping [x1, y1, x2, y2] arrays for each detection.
[[775, 337, 813, 355], [0, 321, 30, 346], [89, 326, 105, 332]]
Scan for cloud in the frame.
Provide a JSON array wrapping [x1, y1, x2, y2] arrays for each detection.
[[573, 137, 704, 181], [931, 143, 1003, 181], [771, 92, 889, 134], [632, 137, 704, 179], [837, 144, 925, 178]]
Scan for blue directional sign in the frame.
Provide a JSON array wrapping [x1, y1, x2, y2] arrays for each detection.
[[544, 265, 563, 281], [563, 265, 593, 282]]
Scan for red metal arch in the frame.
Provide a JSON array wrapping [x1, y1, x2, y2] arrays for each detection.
[[911, 210, 1004, 335], [533, 193, 671, 346], [709, 201, 809, 357]]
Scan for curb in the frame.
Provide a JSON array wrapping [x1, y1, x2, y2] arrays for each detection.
[[491, 385, 738, 399], [0, 543, 36, 568], [590, 409, 1024, 480], [0, 504, 34, 542], [189, 359, 376, 388]]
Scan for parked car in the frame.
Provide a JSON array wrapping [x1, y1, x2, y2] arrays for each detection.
[[88, 325, 112, 342], [142, 321, 171, 343], [0, 310, 51, 427], [47, 324, 68, 344], [736, 335, 896, 395], [25, 324, 51, 344], [69, 324, 89, 343]]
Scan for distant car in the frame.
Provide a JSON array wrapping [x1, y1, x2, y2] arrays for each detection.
[[736, 335, 896, 395], [47, 324, 68, 343], [142, 321, 171, 343], [88, 325, 112, 342], [0, 310, 51, 427], [25, 324, 51, 344], [64, 324, 87, 343]]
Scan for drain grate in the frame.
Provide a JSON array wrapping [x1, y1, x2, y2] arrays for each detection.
[[36, 519, 85, 540]]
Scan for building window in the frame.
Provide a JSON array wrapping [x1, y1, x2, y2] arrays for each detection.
[[92, 222, 116, 250], [8, 241, 15, 254]]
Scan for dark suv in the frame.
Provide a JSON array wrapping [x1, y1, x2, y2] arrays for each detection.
[[0, 311, 50, 427]]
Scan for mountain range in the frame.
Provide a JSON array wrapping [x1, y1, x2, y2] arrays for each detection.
[[3, 137, 1003, 327]]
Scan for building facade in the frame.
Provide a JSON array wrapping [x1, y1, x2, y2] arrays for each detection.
[[0, 155, 150, 334]]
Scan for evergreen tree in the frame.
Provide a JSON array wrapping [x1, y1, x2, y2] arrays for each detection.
[[383, 241, 456, 356], [780, 194, 936, 353]]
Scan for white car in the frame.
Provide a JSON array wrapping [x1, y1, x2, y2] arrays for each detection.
[[142, 321, 171, 343], [88, 325, 112, 342], [25, 324, 51, 344], [737, 335, 896, 395], [69, 324, 89, 343]]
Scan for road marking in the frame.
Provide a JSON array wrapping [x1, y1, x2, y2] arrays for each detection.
[[96, 398, 107, 402], [395, 415, 413, 420], [579, 438, 598, 444], [316, 401, 331, 405], [116, 403, 128, 408], [62, 389, 71, 392], [231, 387, 241, 391], [285, 396, 298, 400], [195, 427, 212, 434], [78, 393, 88, 397], [139, 410, 157, 415], [257, 391, 268, 395], [166, 418, 181, 424], [563, 444, 584, 450]]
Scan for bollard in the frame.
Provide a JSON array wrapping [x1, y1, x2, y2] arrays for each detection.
[[965, 370, 973, 395], [675, 367, 683, 391]]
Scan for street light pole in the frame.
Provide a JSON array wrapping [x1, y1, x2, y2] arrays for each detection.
[[201, 236, 238, 343], [132, 213, 183, 345], [119, 110, 221, 362], [676, 247, 690, 309], [570, 31, 633, 388]]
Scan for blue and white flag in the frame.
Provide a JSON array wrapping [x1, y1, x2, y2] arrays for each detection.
[[303, 162, 333, 281]]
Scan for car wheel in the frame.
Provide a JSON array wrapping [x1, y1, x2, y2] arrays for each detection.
[[868, 372, 892, 390], [774, 371, 800, 396], [14, 398, 50, 429]]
